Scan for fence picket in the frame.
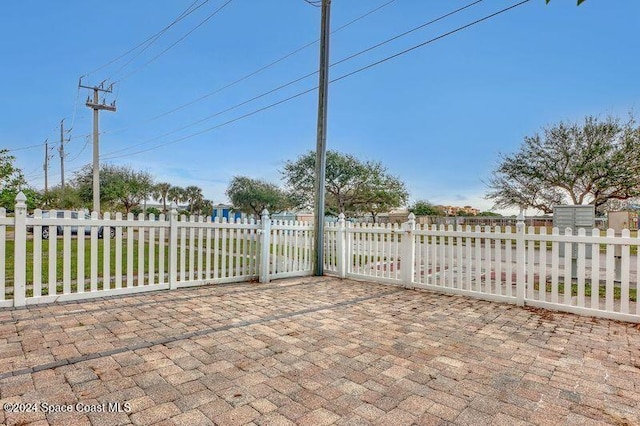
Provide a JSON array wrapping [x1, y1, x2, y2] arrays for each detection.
[[505, 227, 512, 298], [197, 219, 203, 281], [605, 229, 615, 311], [180, 216, 187, 282], [63, 211, 72, 294], [474, 226, 482, 292], [103, 212, 111, 291], [527, 227, 535, 300], [577, 228, 586, 307], [49, 211, 58, 296], [138, 215, 145, 286], [562, 228, 572, 305], [590, 229, 600, 310], [115, 213, 122, 289], [33, 210, 42, 297], [484, 226, 491, 293], [538, 227, 547, 302], [550, 228, 559, 304], [495, 227, 502, 295], [620, 229, 630, 314], [127, 213, 134, 287], [149, 215, 156, 286]]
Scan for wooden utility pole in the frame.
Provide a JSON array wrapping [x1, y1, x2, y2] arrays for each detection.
[[314, 0, 331, 276], [58, 120, 70, 189], [80, 80, 116, 214], [43, 139, 50, 199]]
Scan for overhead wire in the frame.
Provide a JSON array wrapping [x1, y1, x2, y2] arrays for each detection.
[[113, 0, 235, 84], [100, 0, 531, 161], [85, 0, 398, 141], [100, 0, 482, 158], [83, 0, 208, 79]]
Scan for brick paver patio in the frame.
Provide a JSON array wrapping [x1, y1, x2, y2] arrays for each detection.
[[0, 277, 638, 425]]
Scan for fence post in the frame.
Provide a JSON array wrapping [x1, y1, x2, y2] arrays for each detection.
[[401, 213, 416, 288], [337, 213, 346, 278], [260, 209, 271, 283], [13, 192, 27, 307], [168, 202, 178, 289], [516, 212, 525, 306]]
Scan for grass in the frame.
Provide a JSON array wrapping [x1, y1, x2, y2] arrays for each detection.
[[533, 281, 637, 302], [3, 237, 260, 297]]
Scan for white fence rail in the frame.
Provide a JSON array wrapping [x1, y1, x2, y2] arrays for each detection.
[[325, 213, 639, 323], [0, 193, 312, 307]]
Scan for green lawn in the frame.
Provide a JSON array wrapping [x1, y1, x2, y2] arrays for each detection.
[[533, 281, 637, 302], [2, 237, 260, 297]]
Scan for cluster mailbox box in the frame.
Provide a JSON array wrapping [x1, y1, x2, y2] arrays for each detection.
[[553, 205, 595, 259]]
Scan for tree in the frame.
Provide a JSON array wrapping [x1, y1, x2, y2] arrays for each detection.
[[226, 176, 292, 216], [486, 115, 640, 213], [184, 185, 204, 214], [168, 186, 186, 206], [477, 211, 502, 217], [352, 162, 408, 223], [282, 150, 408, 218], [0, 149, 25, 192], [0, 188, 41, 212], [153, 182, 172, 214], [41, 185, 83, 210], [408, 200, 444, 216], [73, 164, 155, 214]]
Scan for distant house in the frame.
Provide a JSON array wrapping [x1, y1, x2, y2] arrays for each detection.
[[211, 204, 247, 222]]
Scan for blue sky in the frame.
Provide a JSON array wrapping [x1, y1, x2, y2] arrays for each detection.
[[2, 0, 639, 214]]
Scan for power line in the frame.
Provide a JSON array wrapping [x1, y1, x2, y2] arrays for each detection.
[[113, 0, 235, 84], [85, 0, 398, 142], [100, 0, 531, 160], [83, 0, 209, 78], [100, 0, 482, 158]]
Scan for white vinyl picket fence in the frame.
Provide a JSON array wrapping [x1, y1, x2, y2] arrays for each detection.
[[324, 213, 640, 323], [0, 193, 313, 307], [2, 192, 639, 323]]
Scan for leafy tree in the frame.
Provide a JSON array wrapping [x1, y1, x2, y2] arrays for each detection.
[[73, 164, 155, 213], [0, 149, 25, 192], [0, 188, 41, 212], [145, 207, 162, 217], [352, 162, 408, 223], [191, 199, 213, 216], [41, 185, 83, 210], [282, 150, 408, 218], [486, 115, 640, 213], [226, 176, 292, 216], [408, 200, 444, 216], [153, 182, 172, 214]]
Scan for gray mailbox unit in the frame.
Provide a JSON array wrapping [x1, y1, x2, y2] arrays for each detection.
[[553, 205, 595, 258]]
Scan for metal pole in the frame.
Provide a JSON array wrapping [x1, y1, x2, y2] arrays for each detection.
[[92, 88, 100, 214], [314, 0, 331, 276]]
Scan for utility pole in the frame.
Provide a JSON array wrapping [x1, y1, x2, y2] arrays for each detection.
[[314, 0, 331, 276], [58, 119, 70, 189], [43, 139, 50, 200], [79, 79, 116, 214]]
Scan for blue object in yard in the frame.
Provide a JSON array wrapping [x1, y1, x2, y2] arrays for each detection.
[[212, 206, 243, 221]]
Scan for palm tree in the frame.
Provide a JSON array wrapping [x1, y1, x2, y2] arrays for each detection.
[[184, 185, 204, 214], [167, 186, 186, 208], [153, 182, 172, 214]]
